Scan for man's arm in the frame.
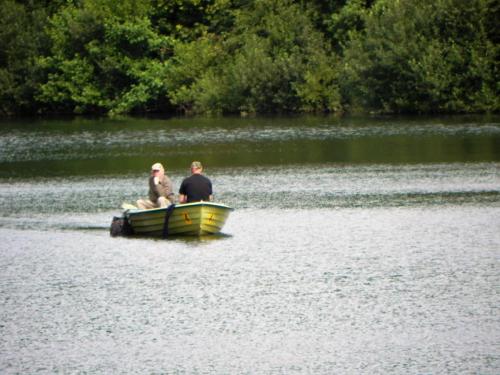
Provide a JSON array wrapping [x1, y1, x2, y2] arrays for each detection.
[[178, 179, 187, 203], [164, 176, 175, 202], [148, 176, 159, 201]]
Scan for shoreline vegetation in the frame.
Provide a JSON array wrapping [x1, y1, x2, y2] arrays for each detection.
[[1, 0, 498, 118]]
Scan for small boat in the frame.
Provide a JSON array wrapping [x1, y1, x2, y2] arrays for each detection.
[[111, 202, 234, 237]]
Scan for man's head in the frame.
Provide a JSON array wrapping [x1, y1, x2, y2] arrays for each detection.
[[190, 161, 203, 174], [151, 162, 164, 176]]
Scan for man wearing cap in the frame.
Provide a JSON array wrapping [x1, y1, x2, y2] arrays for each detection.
[[136, 162, 175, 209], [179, 161, 213, 203]]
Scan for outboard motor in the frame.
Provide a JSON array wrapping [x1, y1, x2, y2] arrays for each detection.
[[110, 216, 134, 237]]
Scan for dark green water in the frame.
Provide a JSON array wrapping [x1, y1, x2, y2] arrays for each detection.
[[1, 114, 499, 177], [0, 115, 499, 374]]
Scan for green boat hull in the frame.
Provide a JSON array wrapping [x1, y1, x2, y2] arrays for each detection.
[[124, 202, 234, 237]]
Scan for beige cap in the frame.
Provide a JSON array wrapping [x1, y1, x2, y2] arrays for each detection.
[[151, 162, 164, 171], [191, 161, 203, 169]]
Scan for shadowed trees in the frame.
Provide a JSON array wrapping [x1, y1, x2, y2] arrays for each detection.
[[0, 0, 497, 116]]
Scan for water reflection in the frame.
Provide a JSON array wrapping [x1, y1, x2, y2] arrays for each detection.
[[1, 115, 499, 177]]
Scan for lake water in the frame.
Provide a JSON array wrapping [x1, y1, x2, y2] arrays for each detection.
[[0, 115, 499, 374]]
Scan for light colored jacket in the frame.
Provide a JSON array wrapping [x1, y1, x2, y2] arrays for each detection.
[[148, 175, 174, 203]]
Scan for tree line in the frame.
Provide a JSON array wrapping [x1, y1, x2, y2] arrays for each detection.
[[1, 0, 498, 116]]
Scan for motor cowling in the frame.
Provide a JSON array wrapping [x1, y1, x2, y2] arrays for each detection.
[[110, 216, 134, 237]]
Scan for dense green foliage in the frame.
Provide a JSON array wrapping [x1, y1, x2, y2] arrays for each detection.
[[342, 0, 499, 113], [0, 0, 498, 116]]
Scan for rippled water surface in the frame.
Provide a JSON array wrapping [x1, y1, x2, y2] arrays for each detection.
[[0, 115, 499, 374]]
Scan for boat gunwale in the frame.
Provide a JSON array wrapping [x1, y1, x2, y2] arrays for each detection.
[[125, 201, 234, 217]]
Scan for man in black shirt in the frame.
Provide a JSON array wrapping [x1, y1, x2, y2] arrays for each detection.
[[179, 161, 213, 203]]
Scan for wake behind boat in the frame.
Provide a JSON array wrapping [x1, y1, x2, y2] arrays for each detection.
[[110, 202, 234, 238]]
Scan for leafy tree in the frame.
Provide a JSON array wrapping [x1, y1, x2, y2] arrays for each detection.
[[341, 0, 498, 113], [0, 0, 53, 115], [37, 0, 172, 115], [150, 0, 244, 40], [0, 0, 497, 116], [164, 35, 224, 113], [297, 0, 374, 53], [327, 0, 370, 54], [168, 0, 341, 114]]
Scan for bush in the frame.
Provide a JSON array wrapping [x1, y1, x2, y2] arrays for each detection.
[[167, 0, 341, 114], [341, 0, 499, 113], [37, 0, 172, 115]]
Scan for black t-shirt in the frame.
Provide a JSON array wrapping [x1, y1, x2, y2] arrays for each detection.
[[179, 174, 213, 202]]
